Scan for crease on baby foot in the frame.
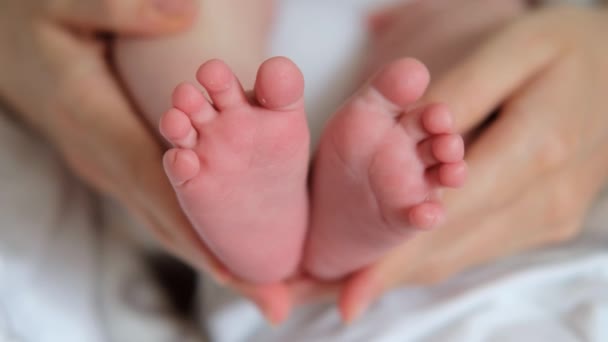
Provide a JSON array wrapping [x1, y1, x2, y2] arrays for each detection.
[[328, 133, 362, 180], [360, 86, 403, 114], [366, 153, 397, 231]]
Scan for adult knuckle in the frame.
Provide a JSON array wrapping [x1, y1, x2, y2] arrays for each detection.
[[505, 10, 564, 56], [544, 183, 577, 225], [532, 132, 572, 173], [54, 57, 103, 119], [59, 0, 130, 24], [536, 5, 579, 28], [507, 0, 528, 13], [99, 0, 130, 23], [45, 0, 65, 16], [54, 74, 90, 122], [488, 0, 526, 21], [415, 261, 451, 285], [549, 222, 583, 244]]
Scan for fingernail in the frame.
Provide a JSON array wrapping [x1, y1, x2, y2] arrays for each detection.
[[151, 0, 195, 17]]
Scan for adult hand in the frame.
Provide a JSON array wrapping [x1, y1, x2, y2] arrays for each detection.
[[0, 0, 217, 272], [0, 0, 296, 321], [364, 0, 527, 79], [339, 6, 608, 322]]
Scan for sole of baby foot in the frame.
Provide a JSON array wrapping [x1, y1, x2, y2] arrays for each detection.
[[305, 58, 466, 281], [160, 57, 311, 284]]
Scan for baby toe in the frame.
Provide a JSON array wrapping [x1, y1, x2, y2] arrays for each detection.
[[438, 161, 467, 188], [255, 56, 305, 111], [172, 82, 217, 127], [432, 134, 465, 164], [421, 103, 454, 135], [197, 59, 249, 111], [163, 148, 201, 186], [408, 202, 444, 230], [159, 108, 198, 148]]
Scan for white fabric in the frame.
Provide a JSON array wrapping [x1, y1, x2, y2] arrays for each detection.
[[0, 115, 205, 341], [0, 0, 606, 341]]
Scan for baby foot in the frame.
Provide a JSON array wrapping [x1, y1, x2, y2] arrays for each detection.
[[305, 58, 466, 280], [160, 57, 310, 284]]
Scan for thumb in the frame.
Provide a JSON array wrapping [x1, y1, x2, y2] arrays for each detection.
[[47, 0, 198, 34], [422, 13, 564, 134]]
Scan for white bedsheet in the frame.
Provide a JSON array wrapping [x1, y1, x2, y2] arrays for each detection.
[[0, 0, 606, 341], [0, 115, 205, 342]]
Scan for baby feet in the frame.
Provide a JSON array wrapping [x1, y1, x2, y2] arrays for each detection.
[[305, 58, 466, 280], [160, 57, 310, 284], [160, 56, 463, 285]]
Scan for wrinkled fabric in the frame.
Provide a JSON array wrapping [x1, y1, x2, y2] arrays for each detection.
[[0, 113, 204, 341]]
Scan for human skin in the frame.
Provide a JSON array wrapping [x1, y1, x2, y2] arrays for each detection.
[[112, 1, 608, 324], [254, 2, 608, 325], [115, 0, 275, 127], [364, 0, 528, 79], [209, 0, 527, 322], [337, 4, 608, 322], [0, 0, 283, 322], [5, 0, 606, 327], [303, 59, 467, 281], [158, 57, 311, 284], [116, 0, 310, 285], [117, 0, 462, 289], [0, 0, 210, 271]]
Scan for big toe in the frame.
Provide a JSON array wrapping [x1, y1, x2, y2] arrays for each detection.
[[255, 57, 305, 111], [371, 58, 430, 109]]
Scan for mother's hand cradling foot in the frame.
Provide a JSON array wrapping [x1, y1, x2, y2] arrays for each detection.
[[338, 6, 608, 322], [0, 0, 293, 323], [0, 0, 215, 275]]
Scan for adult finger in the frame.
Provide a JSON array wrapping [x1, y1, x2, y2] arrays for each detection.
[[444, 49, 588, 222], [422, 11, 564, 133], [340, 168, 582, 323], [438, 107, 541, 222], [54, 59, 299, 319], [342, 141, 606, 321], [410, 164, 594, 284], [339, 77, 588, 322], [42, 41, 234, 283], [46, 0, 198, 34], [368, 0, 458, 36]]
